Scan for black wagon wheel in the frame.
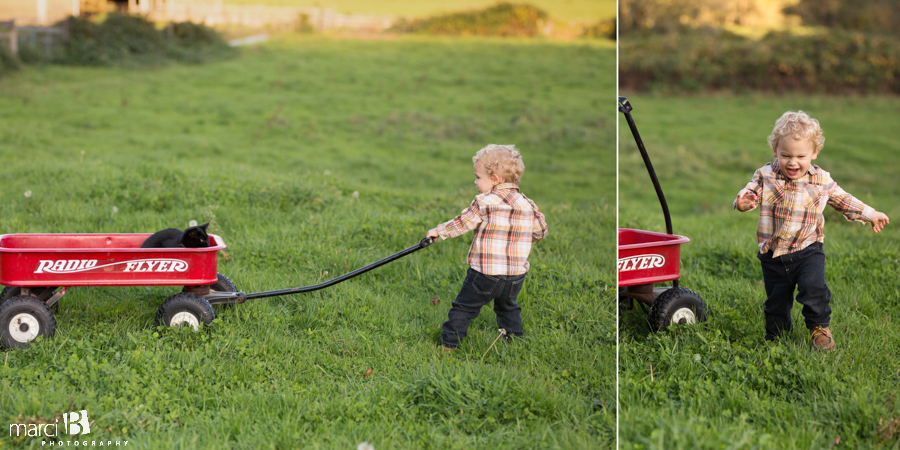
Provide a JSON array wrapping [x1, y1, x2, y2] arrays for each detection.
[[1, 286, 55, 302], [155, 292, 216, 330], [648, 287, 708, 331], [1, 286, 59, 312], [618, 287, 633, 311], [182, 273, 238, 308], [210, 273, 238, 309], [182, 273, 237, 293], [211, 273, 237, 293], [0, 296, 57, 349]]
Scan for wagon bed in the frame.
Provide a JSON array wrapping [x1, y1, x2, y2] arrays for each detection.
[[0, 233, 225, 287], [618, 228, 690, 287]]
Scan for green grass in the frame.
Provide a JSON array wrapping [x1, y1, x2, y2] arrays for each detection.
[[0, 36, 614, 448], [618, 93, 900, 449]]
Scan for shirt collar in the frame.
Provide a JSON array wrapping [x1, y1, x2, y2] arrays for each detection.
[[771, 160, 818, 180], [492, 183, 519, 193]]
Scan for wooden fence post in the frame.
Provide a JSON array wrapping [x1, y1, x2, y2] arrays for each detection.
[[0, 21, 16, 55]]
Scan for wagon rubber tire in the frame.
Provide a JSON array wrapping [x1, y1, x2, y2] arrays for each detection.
[[1, 286, 59, 312], [210, 273, 237, 293], [618, 287, 633, 311], [182, 273, 237, 293], [648, 287, 707, 331], [155, 293, 216, 331], [0, 296, 57, 349], [183, 273, 238, 308], [1, 286, 55, 302]]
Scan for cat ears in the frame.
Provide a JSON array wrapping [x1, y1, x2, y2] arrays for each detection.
[[198, 223, 209, 231]]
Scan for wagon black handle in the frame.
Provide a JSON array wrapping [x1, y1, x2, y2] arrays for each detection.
[[618, 97, 633, 114], [618, 96, 674, 237], [619, 96, 679, 289], [242, 236, 435, 300]]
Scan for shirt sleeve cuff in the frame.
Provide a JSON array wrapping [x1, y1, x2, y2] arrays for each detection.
[[435, 223, 451, 240], [860, 205, 876, 223]]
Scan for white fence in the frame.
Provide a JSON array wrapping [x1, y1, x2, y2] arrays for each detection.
[[0, 20, 66, 56], [145, 2, 395, 31], [0, 1, 396, 32]]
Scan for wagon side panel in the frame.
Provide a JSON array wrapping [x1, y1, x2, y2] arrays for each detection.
[[0, 234, 224, 287], [618, 229, 688, 287]]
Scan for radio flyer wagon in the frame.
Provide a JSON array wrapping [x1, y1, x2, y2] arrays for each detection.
[[618, 97, 708, 331], [0, 232, 433, 348]]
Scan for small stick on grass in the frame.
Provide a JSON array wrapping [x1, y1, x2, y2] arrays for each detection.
[[650, 363, 654, 382], [482, 328, 507, 358]]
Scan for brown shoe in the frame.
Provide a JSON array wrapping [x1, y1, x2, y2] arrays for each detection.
[[440, 345, 456, 352], [810, 326, 835, 352]]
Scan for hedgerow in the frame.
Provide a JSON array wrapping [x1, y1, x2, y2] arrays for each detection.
[[620, 30, 900, 94], [390, 3, 548, 37], [0, 45, 19, 76], [582, 19, 616, 40], [62, 13, 235, 67]]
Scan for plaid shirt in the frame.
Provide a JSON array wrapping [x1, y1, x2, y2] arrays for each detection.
[[735, 162, 874, 258], [436, 183, 547, 276]]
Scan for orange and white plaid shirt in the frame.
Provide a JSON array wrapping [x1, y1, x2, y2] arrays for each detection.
[[436, 183, 547, 276], [735, 162, 874, 258]]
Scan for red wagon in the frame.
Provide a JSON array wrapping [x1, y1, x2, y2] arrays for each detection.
[[0, 232, 434, 348], [618, 97, 707, 330], [0, 233, 238, 348]]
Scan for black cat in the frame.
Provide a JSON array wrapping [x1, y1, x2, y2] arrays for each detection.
[[140, 223, 210, 248]]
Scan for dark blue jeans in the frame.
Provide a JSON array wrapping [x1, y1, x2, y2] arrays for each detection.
[[757, 242, 831, 340], [440, 268, 526, 349]]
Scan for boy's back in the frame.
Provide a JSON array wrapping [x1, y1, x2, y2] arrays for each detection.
[[426, 144, 547, 350]]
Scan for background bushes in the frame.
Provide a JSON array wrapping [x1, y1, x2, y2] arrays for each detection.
[[620, 29, 900, 94], [0, 45, 19, 76], [63, 13, 234, 66], [0, 13, 234, 72], [785, 0, 900, 35], [390, 3, 548, 37]]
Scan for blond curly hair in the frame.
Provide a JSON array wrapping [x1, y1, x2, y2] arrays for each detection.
[[767, 110, 825, 151], [472, 144, 525, 184]]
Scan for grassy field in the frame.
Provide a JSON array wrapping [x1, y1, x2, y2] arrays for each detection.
[[0, 36, 615, 448], [618, 94, 900, 449]]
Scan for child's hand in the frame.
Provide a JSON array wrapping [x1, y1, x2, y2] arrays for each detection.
[[427, 228, 440, 240], [870, 212, 890, 233], [735, 190, 759, 212]]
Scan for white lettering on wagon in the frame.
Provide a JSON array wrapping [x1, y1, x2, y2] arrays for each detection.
[[34, 259, 188, 274], [617, 254, 666, 272]]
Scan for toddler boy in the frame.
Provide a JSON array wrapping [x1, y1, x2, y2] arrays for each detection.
[[735, 111, 889, 351], [427, 144, 547, 350]]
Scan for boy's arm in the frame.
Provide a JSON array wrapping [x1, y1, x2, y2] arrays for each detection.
[[734, 169, 763, 212], [427, 198, 484, 240], [825, 180, 889, 232], [531, 202, 548, 242]]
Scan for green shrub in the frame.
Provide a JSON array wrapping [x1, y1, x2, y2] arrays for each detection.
[[63, 13, 234, 66], [390, 3, 548, 37], [163, 20, 235, 63], [786, 0, 900, 35], [64, 14, 163, 65], [582, 18, 616, 40], [619, 30, 900, 94], [0, 44, 20, 77]]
